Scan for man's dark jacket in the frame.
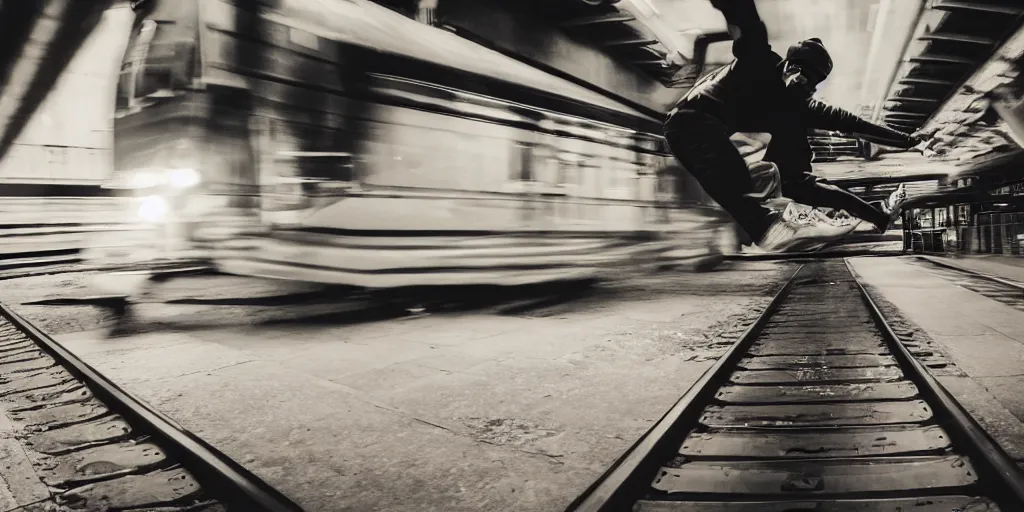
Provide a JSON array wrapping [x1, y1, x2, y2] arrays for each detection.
[[671, 0, 916, 177]]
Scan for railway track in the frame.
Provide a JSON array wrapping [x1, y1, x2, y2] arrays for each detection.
[[0, 302, 302, 511], [912, 256, 1024, 312], [566, 259, 1024, 512]]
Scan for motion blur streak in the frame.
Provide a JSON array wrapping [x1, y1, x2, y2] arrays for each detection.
[[86, 0, 734, 288]]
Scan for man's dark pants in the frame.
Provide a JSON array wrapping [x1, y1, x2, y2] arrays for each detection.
[[664, 108, 889, 243]]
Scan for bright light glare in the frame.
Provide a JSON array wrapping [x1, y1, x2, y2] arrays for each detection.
[[131, 171, 162, 188], [138, 195, 169, 222], [169, 168, 201, 188]]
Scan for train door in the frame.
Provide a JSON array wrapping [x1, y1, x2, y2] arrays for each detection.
[[956, 204, 971, 253], [978, 213, 993, 253]]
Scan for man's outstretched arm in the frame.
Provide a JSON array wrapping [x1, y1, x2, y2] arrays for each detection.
[[709, 0, 772, 59], [806, 100, 919, 148]]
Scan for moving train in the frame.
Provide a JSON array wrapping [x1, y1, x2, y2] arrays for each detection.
[[86, 0, 732, 288]]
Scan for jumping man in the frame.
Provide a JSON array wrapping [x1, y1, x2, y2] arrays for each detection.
[[665, 0, 921, 252]]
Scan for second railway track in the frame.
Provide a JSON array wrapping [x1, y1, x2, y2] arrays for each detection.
[[0, 301, 303, 511], [567, 258, 1024, 512]]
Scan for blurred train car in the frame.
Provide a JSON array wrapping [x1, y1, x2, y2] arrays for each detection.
[[85, 0, 730, 288]]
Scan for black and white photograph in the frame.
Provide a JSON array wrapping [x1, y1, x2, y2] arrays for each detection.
[[0, 0, 1022, 510]]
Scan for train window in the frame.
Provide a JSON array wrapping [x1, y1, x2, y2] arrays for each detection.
[[557, 160, 571, 187], [510, 143, 534, 182], [117, 20, 159, 112], [116, 16, 196, 113]]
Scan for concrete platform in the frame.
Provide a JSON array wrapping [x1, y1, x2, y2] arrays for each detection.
[[0, 261, 794, 511], [849, 256, 1024, 463]]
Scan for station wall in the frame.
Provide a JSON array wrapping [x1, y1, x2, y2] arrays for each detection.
[[0, 6, 134, 186]]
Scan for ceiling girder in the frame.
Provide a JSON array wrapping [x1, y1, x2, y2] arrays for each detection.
[[877, 0, 1024, 133], [899, 77, 959, 86], [599, 37, 658, 47], [908, 53, 980, 66], [884, 113, 931, 120], [931, 0, 1024, 16], [561, 13, 635, 27], [886, 96, 943, 103], [919, 32, 996, 45]]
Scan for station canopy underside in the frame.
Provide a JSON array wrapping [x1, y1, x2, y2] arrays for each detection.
[[1, 0, 1023, 189]]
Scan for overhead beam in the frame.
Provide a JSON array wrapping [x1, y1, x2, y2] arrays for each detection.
[[930, 0, 1024, 16], [919, 32, 997, 45], [633, 45, 668, 60], [885, 96, 943, 104], [886, 119, 923, 127], [899, 77, 959, 86], [884, 100, 937, 111], [909, 53, 980, 66], [630, 60, 671, 67], [884, 112, 931, 119], [562, 13, 636, 28], [600, 38, 658, 48]]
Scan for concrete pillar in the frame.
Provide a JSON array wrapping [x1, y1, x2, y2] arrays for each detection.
[[0, 5, 134, 185]]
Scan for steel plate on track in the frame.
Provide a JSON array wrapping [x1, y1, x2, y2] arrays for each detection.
[[5, 384, 89, 411], [739, 354, 896, 370], [757, 330, 883, 342], [566, 260, 1024, 512], [0, 340, 34, 353], [0, 368, 75, 396], [730, 367, 904, 384], [0, 357, 55, 374], [26, 417, 134, 455], [9, 397, 110, 428], [770, 311, 870, 319], [60, 468, 203, 509], [748, 339, 886, 356], [716, 383, 920, 404], [701, 401, 932, 428], [651, 455, 978, 495], [759, 324, 877, 334], [0, 344, 39, 360], [42, 441, 169, 487], [679, 425, 952, 458], [634, 496, 999, 511]]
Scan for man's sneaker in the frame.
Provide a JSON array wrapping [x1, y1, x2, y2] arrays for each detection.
[[875, 183, 908, 232], [757, 203, 855, 253], [882, 183, 907, 216], [809, 207, 861, 230]]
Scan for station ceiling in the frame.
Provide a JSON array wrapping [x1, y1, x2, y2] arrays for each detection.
[[1, 0, 1023, 183], [653, 0, 918, 116], [649, 0, 1024, 179]]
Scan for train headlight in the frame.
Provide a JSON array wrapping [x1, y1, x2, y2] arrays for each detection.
[[168, 168, 201, 189], [138, 195, 169, 222]]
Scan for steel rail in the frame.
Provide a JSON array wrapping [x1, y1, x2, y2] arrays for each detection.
[[914, 255, 1024, 292], [846, 258, 1024, 509], [562, 264, 805, 512], [0, 302, 305, 512], [566, 257, 1024, 511]]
